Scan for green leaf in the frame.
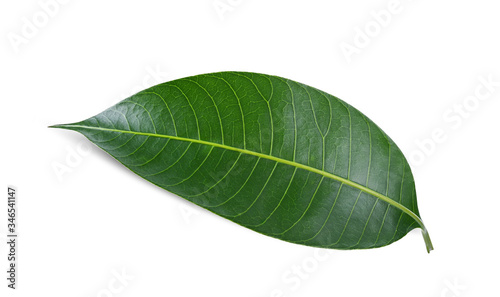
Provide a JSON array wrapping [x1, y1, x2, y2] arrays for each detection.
[[51, 71, 432, 252]]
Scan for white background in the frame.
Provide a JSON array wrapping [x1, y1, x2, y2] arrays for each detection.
[[1, 0, 499, 296]]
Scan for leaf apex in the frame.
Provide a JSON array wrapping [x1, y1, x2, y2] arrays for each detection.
[[48, 124, 74, 129]]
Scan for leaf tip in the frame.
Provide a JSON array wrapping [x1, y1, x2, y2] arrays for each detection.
[[48, 124, 72, 129]]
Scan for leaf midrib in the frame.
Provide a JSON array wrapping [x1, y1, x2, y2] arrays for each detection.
[[52, 124, 426, 232]]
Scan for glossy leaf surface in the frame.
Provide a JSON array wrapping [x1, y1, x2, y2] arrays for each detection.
[[52, 72, 432, 252]]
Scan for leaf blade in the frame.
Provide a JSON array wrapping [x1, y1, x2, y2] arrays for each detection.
[[51, 71, 432, 252]]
